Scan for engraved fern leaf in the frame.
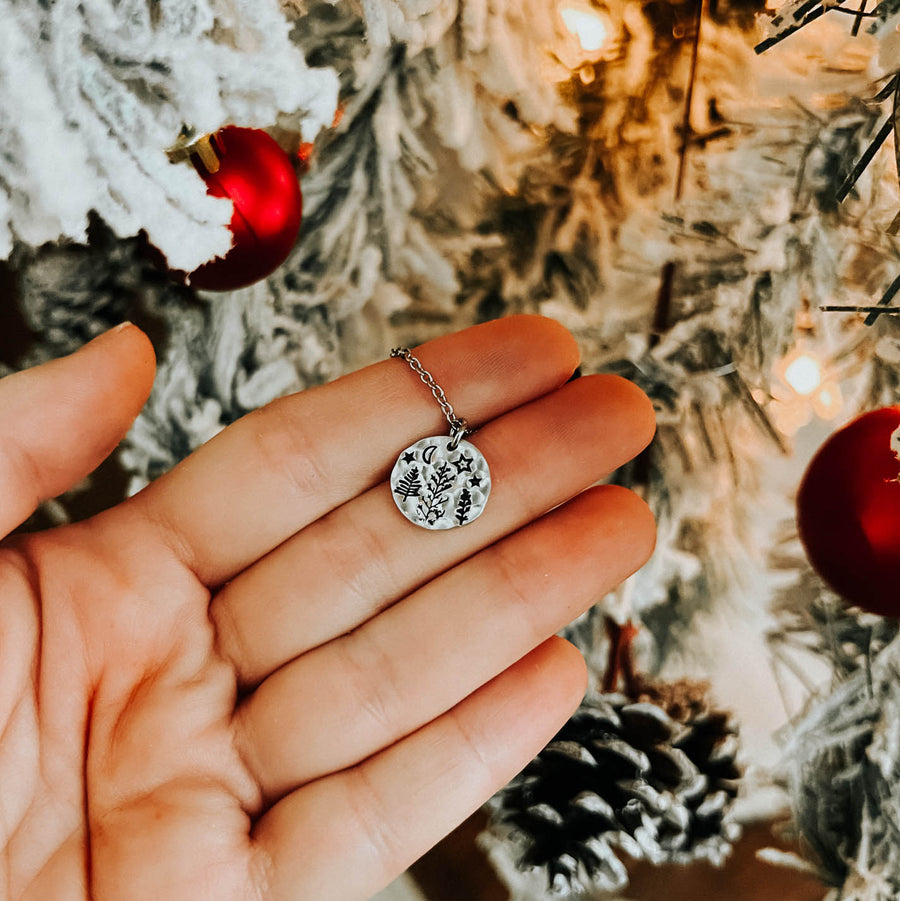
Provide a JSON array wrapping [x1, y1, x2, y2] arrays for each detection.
[[394, 466, 423, 499]]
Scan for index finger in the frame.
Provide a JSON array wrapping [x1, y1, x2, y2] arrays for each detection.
[[99, 316, 580, 586], [0, 324, 155, 539]]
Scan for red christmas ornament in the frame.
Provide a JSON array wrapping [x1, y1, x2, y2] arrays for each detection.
[[187, 126, 303, 291], [797, 406, 900, 617]]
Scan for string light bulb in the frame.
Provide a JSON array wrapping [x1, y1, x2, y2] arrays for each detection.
[[812, 379, 844, 420], [560, 6, 610, 53], [782, 348, 823, 396], [770, 336, 844, 435], [555, 2, 614, 71]]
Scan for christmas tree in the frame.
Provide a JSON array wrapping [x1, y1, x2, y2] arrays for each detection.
[[3, 0, 900, 898]]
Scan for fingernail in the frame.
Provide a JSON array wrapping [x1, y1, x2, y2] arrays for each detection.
[[84, 321, 135, 349], [99, 321, 134, 338]]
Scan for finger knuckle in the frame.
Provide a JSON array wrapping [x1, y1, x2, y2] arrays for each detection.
[[339, 628, 400, 740], [245, 399, 330, 506], [349, 764, 406, 878]]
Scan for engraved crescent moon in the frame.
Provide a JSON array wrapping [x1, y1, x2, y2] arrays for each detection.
[[422, 445, 438, 464]]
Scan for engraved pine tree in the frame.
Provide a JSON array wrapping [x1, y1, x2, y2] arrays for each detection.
[[394, 466, 424, 500], [455, 487, 473, 526], [417, 462, 454, 525]]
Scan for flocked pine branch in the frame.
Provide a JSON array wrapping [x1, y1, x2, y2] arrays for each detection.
[[0, 0, 338, 271], [774, 632, 900, 898], [767, 520, 899, 689], [754, 0, 886, 54], [275, 0, 575, 319], [505, 2, 900, 680], [756, 2, 900, 327]]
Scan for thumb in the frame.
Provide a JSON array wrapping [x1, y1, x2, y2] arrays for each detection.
[[0, 323, 156, 538]]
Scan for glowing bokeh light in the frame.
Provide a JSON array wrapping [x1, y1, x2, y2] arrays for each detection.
[[560, 6, 610, 52], [784, 352, 822, 396], [812, 380, 843, 420]]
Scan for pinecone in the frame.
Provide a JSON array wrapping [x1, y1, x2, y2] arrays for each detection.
[[491, 680, 742, 895]]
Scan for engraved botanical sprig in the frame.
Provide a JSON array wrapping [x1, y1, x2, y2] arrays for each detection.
[[417, 462, 454, 525]]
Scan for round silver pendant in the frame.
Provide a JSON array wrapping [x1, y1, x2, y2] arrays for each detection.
[[390, 435, 491, 530]]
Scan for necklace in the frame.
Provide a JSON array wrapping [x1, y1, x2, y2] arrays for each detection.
[[389, 348, 491, 530]]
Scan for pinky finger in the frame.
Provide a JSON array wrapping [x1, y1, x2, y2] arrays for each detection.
[[252, 636, 587, 901]]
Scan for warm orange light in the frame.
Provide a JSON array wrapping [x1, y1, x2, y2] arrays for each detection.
[[770, 339, 844, 435], [783, 352, 822, 396], [812, 379, 843, 420], [560, 6, 610, 52]]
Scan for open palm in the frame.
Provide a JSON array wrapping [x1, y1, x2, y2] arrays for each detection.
[[0, 316, 655, 900]]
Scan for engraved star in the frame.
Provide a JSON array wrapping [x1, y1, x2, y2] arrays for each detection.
[[453, 454, 474, 474], [402, 451, 416, 464], [469, 473, 482, 488]]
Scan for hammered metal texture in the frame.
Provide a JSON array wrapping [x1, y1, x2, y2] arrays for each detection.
[[390, 436, 491, 529]]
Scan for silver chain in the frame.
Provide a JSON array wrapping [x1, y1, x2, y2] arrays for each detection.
[[391, 347, 469, 446]]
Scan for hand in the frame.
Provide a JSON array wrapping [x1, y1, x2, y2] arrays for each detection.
[[0, 316, 655, 900]]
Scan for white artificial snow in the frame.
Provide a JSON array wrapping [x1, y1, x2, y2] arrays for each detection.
[[0, 0, 338, 270]]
